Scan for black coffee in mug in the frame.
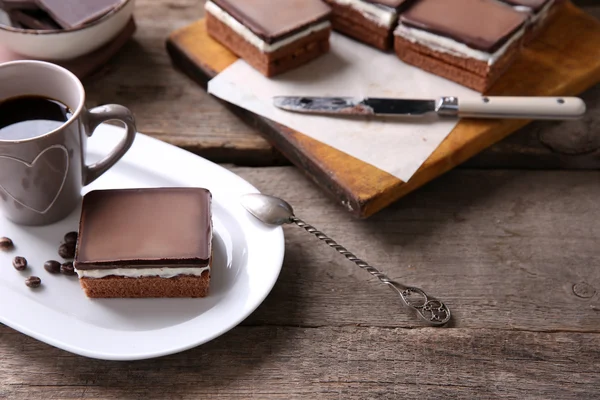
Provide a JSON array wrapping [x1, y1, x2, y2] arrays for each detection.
[[0, 95, 73, 140]]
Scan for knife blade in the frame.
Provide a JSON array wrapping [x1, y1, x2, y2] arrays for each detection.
[[272, 96, 586, 120]]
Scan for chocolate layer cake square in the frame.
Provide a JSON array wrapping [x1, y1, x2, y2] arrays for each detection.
[[74, 188, 212, 298], [323, 0, 411, 51], [205, 0, 332, 77], [394, 0, 528, 92]]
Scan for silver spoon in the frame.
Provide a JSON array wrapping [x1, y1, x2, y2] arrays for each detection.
[[241, 193, 451, 326]]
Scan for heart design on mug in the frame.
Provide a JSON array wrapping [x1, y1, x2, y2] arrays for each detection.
[[0, 145, 69, 214]]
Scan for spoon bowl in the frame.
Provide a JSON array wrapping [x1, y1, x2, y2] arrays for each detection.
[[241, 193, 294, 226]]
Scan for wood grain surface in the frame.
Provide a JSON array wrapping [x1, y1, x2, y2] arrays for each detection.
[[1, 166, 599, 399], [2, 328, 600, 399], [84, 1, 599, 169], [237, 167, 600, 332], [167, 2, 600, 218]]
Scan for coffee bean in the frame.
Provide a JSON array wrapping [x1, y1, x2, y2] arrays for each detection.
[[60, 261, 75, 276], [58, 242, 75, 259], [25, 276, 41, 288], [64, 231, 78, 245], [0, 237, 13, 251], [12, 256, 27, 271], [44, 260, 61, 274]]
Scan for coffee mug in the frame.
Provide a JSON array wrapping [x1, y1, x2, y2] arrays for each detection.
[[0, 60, 136, 225]]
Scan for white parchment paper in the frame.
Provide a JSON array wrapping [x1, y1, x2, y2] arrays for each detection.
[[208, 33, 477, 181]]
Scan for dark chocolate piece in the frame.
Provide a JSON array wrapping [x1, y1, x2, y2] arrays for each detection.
[[499, 0, 550, 12], [35, 0, 123, 29], [8, 9, 60, 30], [75, 188, 212, 270], [0, 0, 38, 11], [399, 0, 527, 53], [210, 0, 331, 44]]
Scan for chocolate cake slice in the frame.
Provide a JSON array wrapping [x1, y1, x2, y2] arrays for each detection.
[[74, 188, 212, 298], [205, 0, 332, 77], [393, 0, 528, 92], [323, 0, 412, 51]]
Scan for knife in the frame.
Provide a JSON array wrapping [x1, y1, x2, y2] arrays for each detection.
[[272, 96, 586, 120]]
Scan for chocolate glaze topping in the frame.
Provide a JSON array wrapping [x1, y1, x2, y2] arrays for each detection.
[[499, 0, 550, 12], [399, 0, 527, 53], [36, 0, 123, 29], [75, 188, 212, 270], [210, 0, 331, 44]]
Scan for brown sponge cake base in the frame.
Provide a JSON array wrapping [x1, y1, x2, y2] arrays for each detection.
[[206, 12, 331, 77], [325, 1, 393, 51], [80, 270, 210, 298], [394, 32, 523, 92]]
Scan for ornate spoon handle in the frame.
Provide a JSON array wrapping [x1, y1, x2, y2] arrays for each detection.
[[290, 216, 451, 326]]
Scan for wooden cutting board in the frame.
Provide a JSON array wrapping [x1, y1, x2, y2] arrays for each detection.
[[166, 2, 600, 218]]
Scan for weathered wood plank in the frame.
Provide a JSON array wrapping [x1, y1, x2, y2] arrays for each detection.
[[0, 326, 598, 399], [225, 167, 600, 331], [84, 0, 599, 168]]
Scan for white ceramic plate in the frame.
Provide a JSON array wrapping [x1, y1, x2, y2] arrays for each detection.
[[0, 124, 284, 361]]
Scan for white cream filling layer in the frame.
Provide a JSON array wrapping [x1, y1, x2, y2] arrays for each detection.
[[394, 23, 525, 66], [76, 266, 210, 279], [205, 1, 331, 53], [328, 0, 397, 28]]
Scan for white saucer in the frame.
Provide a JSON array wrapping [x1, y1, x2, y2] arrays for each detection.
[[0, 124, 284, 361]]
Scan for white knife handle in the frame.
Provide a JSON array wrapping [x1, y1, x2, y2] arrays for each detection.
[[437, 96, 586, 120]]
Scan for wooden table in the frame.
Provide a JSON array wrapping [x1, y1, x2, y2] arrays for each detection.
[[1, 1, 599, 398]]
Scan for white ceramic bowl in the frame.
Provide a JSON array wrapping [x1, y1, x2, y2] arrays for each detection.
[[0, 0, 135, 60]]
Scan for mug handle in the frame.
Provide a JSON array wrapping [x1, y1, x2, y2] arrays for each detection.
[[83, 104, 137, 186]]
